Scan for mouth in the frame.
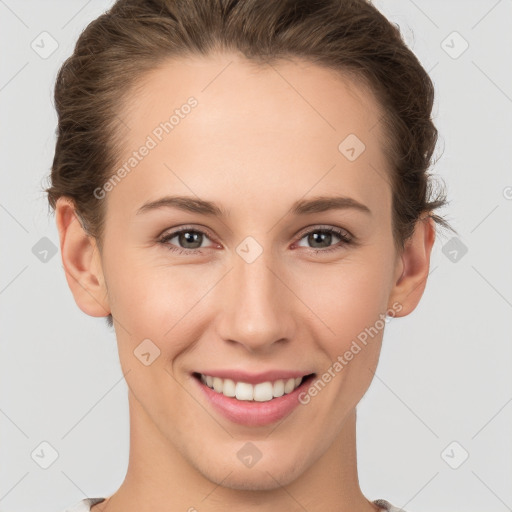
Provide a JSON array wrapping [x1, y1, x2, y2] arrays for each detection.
[[193, 372, 315, 402], [192, 371, 317, 426]]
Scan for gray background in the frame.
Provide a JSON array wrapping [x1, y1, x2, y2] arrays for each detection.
[[1, 1, 511, 511]]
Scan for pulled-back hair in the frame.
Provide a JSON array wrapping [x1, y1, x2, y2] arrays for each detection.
[[46, 0, 452, 327]]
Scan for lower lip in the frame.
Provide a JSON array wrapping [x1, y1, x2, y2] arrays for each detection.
[[193, 374, 315, 427]]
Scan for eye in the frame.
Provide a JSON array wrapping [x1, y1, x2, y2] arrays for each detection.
[[294, 226, 353, 253], [158, 226, 217, 255]]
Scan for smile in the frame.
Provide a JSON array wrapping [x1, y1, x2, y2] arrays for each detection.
[[192, 371, 316, 426], [199, 373, 304, 402]]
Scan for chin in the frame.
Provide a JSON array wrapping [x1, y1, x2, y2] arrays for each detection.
[[209, 469, 296, 491], [194, 457, 305, 491]]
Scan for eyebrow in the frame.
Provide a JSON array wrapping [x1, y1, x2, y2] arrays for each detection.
[[136, 194, 371, 217]]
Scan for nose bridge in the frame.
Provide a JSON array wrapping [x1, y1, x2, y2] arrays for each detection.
[[216, 242, 292, 351]]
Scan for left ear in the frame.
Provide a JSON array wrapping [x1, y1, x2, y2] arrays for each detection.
[[388, 215, 436, 317]]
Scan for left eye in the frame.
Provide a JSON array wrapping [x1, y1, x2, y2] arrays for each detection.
[[295, 227, 352, 251]]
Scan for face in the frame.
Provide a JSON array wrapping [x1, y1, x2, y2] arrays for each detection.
[[85, 53, 405, 489]]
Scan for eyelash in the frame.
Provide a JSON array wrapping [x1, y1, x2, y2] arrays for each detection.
[[158, 225, 354, 256]]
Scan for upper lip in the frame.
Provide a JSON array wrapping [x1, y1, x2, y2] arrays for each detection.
[[194, 370, 315, 385]]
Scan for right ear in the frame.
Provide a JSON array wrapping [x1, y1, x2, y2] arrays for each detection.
[[55, 197, 111, 318]]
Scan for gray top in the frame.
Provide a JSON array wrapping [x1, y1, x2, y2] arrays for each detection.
[[62, 497, 407, 511]]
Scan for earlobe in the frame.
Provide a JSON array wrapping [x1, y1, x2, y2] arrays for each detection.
[[55, 197, 111, 318], [388, 215, 436, 317]]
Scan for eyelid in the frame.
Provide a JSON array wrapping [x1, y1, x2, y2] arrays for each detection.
[[294, 224, 353, 242], [159, 224, 218, 242]]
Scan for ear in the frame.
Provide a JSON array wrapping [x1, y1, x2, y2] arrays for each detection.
[[55, 197, 111, 318], [388, 215, 436, 317]]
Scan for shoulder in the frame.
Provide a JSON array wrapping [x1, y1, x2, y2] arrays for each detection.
[[373, 498, 408, 511], [61, 498, 106, 512], [63, 497, 403, 512]]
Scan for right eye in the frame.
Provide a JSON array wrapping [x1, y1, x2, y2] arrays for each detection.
[[158, 226, 218, 255]]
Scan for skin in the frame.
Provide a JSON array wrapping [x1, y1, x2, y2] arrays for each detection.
[[55, 52, 435, 512]]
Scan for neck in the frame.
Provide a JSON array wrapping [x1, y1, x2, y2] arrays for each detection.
[[98, 391, 379, 512]]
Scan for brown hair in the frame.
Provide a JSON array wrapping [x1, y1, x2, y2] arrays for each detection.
[[45, 0, 452, 328]]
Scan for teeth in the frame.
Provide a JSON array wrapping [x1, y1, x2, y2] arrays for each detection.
[[253, 382, 273, 402], [199, 374, 305, 402], [235, 382, 253, 401], [223, 378, 236, 397], [273, 379, 285, 398], [213, 377, 223, 393], [284, 378, 295, 394]]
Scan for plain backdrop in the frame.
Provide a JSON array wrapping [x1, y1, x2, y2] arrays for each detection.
[[1, 1, 511, 511]]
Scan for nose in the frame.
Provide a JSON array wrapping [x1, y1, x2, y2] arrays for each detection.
[[215, 245, 295, 353]]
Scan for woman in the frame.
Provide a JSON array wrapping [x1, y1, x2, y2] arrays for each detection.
[[47, 0, 451, 510]]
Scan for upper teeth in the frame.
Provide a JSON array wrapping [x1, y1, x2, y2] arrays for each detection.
[[200, 374, 303, 402]]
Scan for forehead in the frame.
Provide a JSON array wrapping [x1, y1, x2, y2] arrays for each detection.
[[109, 53, 391, 219], [128, 53, 383, 139]]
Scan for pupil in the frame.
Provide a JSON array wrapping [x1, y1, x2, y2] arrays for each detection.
[[310, 232, 331, 248], [180, 231, 202, 249]]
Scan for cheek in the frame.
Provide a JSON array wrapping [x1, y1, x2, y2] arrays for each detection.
[[103, 257, 162, 339], [105, 256, 214, 363], [105, 262, 195, 417], [292, 256, 394, 351]]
